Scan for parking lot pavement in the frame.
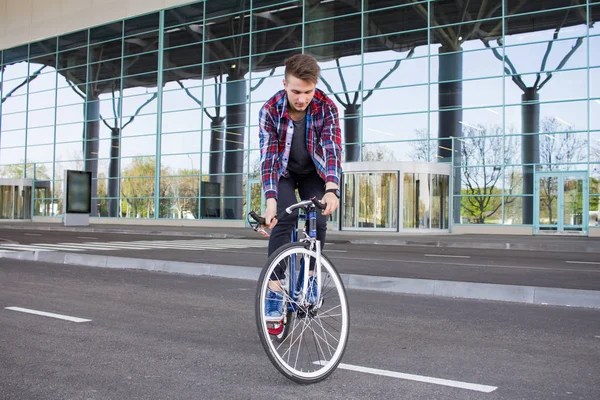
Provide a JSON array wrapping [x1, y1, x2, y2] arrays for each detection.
[[1, 258, 599, 400]]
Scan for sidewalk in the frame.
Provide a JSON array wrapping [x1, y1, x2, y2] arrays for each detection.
[[2, 221, 600, 309], [1, 220, 599, 253]]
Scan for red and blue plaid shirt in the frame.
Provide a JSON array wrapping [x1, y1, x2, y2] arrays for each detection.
[[259, 88, 342, 200]]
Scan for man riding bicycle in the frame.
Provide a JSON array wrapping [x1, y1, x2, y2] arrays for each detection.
[[258, 53, 343, 320]]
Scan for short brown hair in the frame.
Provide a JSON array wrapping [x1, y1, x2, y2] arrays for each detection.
[[284, 54, 320, 84]]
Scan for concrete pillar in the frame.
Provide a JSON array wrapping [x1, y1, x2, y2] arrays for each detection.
[[437, 47, 463, 224], [223, 78, 246, 219], [85, 94, 99, 217], [209, 117, 225, 183], [108, 127, 120, 217], [521, 88, 540, 225], [344, 104, 360, 162]]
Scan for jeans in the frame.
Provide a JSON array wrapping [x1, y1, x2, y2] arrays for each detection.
[[268, 171, 327, 280]]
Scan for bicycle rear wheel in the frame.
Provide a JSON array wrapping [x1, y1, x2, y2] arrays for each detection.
[[255, 242, 350, 384]]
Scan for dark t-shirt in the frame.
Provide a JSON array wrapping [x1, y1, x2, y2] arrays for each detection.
[[287, 116, 316, 175]]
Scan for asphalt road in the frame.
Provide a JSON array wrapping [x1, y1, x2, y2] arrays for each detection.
[[1, 258, 599, 400], [1, 229, 600, 290]]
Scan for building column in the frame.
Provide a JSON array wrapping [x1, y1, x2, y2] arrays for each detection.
[[437, 47, 463, 224], [85, 93, 99, 217], [522, 88, 540, 225], [223, 77, 246, 219]]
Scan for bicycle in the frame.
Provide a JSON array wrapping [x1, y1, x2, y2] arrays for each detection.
[[248, 197, 350, 384]]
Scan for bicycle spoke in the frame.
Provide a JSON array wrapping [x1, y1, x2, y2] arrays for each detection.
[[257, 243, 349, 383]]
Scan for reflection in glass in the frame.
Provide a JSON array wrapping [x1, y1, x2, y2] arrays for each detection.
[[375, 173, 398, 229], [589, 196, 600, 227], [404, 173, 431, 229], [357, 173, 374, 228], [343, 174, 355, 228], [538, 176, 559, 228], [563, 176, 584, 229], [431, 175, 448, 229]]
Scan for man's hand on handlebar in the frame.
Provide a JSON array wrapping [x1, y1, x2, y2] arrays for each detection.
[[263, 198, 278, 229], [321, 192, 339, 216]]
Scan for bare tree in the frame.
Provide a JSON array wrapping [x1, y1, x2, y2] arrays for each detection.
[[479, 5, 590, 224], [460, 125, 520, 224], [409, 129, 438, 162], [538, 117, 587, 224]]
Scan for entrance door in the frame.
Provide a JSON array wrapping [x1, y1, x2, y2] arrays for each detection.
[[534, 171, 588, 235]]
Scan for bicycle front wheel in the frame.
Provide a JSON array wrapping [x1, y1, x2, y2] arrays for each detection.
[[255, 242, 350, 384]]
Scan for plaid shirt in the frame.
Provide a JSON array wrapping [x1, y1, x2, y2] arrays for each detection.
[[259, 88, 342, 200]]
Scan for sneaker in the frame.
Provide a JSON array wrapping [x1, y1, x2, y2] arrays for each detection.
[[305, 276, 319, 305], [265, 290, 284, 321]]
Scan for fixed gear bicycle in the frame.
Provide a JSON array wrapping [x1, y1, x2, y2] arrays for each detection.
[[248, 197, 350, 384]]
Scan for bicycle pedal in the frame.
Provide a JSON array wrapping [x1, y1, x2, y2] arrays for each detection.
[[267, 321, 284, 335]]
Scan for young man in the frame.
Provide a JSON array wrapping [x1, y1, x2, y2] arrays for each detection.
[[258, 53, 342, 320]]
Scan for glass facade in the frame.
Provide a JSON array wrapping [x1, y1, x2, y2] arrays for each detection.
[[0, 1, 599, 232]]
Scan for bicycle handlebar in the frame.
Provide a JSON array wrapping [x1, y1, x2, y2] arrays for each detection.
[[248, 196, 326, 227]]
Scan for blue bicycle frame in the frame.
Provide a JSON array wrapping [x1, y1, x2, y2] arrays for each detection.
[[288, 208, 319, 312]]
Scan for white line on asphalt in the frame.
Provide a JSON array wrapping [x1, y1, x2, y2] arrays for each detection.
[[5, 307, 91, 323], [24, 233, 42, 236], [324, 249, 347, 253], [330, 255, 600, 273], [77, 236, 97, 239], [329, 362, 497, 393], [566, 261, 600, 265], [424, 254, 470, 259], [0, 244, 55, 251]]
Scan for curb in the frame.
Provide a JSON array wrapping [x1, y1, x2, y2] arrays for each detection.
[[348, 239, 597, 253], [3, 250, 600, 310], [2, 224, 597, 252]]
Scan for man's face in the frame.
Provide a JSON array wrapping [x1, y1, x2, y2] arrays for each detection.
[[283, 75, 316, 114]]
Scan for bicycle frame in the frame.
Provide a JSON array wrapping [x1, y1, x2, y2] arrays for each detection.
[[248, 197, 326, 310], [288, 206, 321, 311]]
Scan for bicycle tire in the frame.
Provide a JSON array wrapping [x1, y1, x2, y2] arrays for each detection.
[[255, 242, 350, 384]]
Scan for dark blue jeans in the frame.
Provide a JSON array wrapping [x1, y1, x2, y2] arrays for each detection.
[[268, 171, 327, 280]]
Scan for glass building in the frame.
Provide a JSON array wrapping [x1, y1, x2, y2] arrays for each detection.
[[0, 0, 599, 236]]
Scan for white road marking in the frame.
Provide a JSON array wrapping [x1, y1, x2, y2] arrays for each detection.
[[33, 243, 118, 251], [324, 249, 347, 253], [24, 233, 42, 236], [0, 244, 55, 252], [566, 261, 600, 265], [330, 362, 497, 393], [425, 254, 470, 259], [5, 307, 91, 323], [77, 236, 97, 239], [330, 255, 600, 273], [24, 243, 85, 251]]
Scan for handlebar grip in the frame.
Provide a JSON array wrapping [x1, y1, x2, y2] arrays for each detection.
[[249, 211, 266, 225], [311, 196, 327, 210]]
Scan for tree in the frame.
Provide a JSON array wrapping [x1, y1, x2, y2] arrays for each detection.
[[120, 157, 164, 218], [409, 129, 438, 162], [361, 144, 396, 162], [480, 6, 589, 224], [1, 162, 50, 180], [96, 172, 109, 217], [537, 117, 587, 224], [162, 167, 200, 219], [460, 125, 520, 224]]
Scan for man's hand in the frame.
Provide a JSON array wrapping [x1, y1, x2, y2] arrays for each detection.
[[321, 192, 339, 216], [263, 198, 278, 229], [322, 184, 339, 216]]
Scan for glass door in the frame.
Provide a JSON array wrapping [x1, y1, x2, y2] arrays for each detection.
[[535, 171, 588, 234]]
